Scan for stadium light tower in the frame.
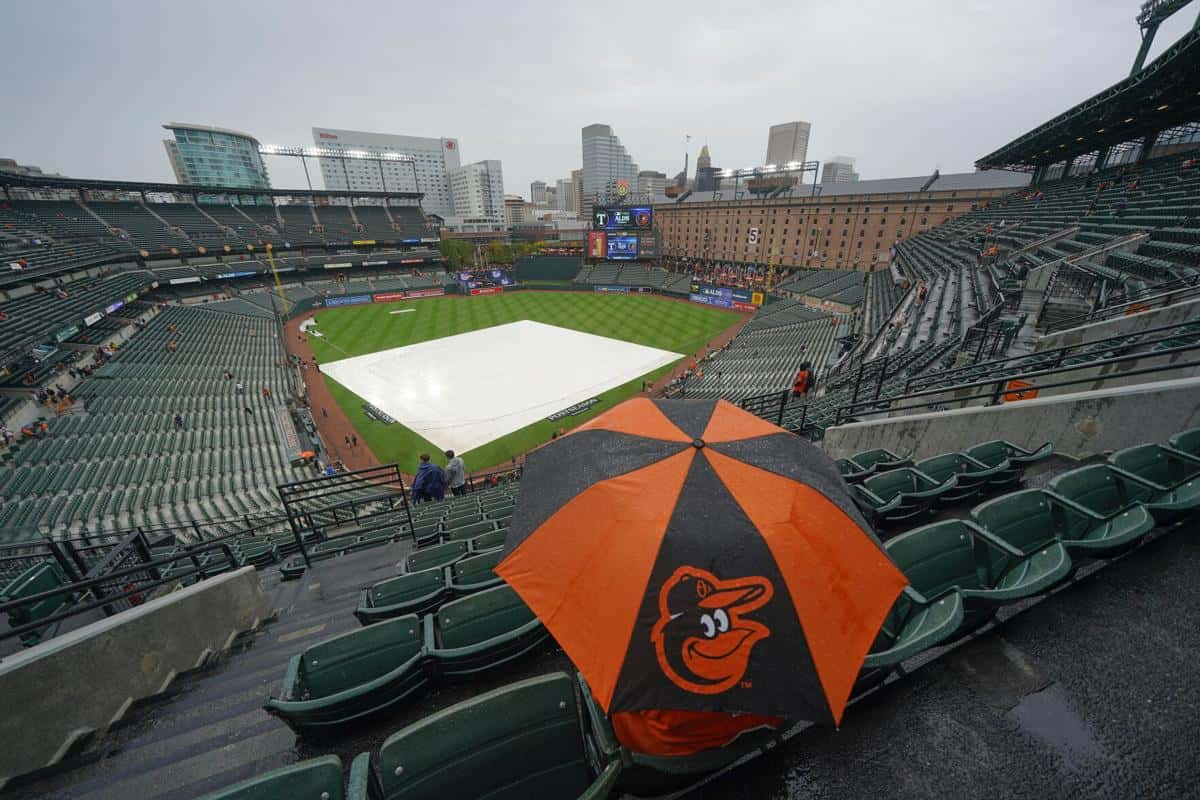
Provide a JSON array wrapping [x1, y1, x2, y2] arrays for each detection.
[[257, 144, 419, 193], [1131, 0, 1197, 75]]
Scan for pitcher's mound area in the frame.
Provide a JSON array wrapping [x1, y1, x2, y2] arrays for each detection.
[[321, 320, 682, 454]]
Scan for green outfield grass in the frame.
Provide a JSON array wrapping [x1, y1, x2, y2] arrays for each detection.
[[308, 291, 740, 469]]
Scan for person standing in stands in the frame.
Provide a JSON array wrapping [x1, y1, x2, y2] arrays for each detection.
[[444, 450, 467, 497], [411, 453, 446, 504], [792, 362, 813, 398], [173, 413, 185, 430]]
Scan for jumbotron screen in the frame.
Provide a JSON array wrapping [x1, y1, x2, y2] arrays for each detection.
[[593, 206, 652, 232], [605, 234, 638, 260]]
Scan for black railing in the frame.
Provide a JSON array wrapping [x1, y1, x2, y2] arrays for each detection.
[[1044, 274, 1200, 332], [909, 316, 1200, 394], [835, 345, 1200, 426], [0, 537, 239, 648]]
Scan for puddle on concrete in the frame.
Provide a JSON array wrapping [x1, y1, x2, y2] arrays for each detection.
[[1006, 682, 1103, 771]]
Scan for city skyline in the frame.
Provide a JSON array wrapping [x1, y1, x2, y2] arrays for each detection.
[[3, 1, 1193, 199]]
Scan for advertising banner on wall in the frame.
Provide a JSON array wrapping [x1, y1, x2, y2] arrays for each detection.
[[594, 285, 630, 293], [470, 287, 503, 296], [373, 292, 408, 303], [406, 288, 445, 299], [83, 312, 103, 327], [587, 231, 607, 259], [325, 294, 372, 307]]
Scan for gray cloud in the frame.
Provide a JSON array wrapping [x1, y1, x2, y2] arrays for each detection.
[[3, 0, 1193, 197]]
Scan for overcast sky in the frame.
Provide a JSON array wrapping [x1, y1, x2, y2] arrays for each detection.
[[4, 1, 1195, 197]]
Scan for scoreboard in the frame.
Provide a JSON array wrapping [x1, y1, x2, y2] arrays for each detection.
[[592, 206, 652, 232]]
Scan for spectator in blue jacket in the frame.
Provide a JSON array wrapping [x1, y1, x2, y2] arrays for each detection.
[[412, 453, 446, 503]]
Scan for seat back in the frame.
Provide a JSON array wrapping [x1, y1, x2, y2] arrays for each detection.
[[373, 673, 593, 800], [301, 615, 424, 699], [471, 529, 508, 551], [1, 562, 69, 625], [964, 440, 1007, 468], [853, 448, 901, 470], [1113, 443, 1200, 488], [886, 521, 986, 596], [971, 490, 1060, 552], [437, 584, 536, 649], [200, 755, 344, 800], [371, 569, 445, 607], [443, 519, 494, 542], [451, 550, 504, 584], [913, 453, 964, 483], [1169, 427, 1200, 457], [1049, 465, 1134, 517], [863, 468, 923, 499], [405, 541, 468, 573]]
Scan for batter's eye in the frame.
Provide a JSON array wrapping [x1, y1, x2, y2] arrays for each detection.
[[714, 608, 730, 633], [700, 614, 716, 638]]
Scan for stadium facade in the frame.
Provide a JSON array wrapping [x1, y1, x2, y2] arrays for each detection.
[[653, 170, 1030, 271], [310, 127, 460, 218], [161, 123, 270, 189]]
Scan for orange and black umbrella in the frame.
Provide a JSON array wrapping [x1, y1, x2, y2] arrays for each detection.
[[496, 397, 907, 724]]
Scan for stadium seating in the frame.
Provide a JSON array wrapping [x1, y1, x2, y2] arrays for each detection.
[[346, 672, 622, 800], [852, 468, 957, 524], [1108, 443, 1200, 523], [422, 583, 547, 678], [0, 561, 74, 646], [198, 755, 345, 800], [263, 614, 430, 733]]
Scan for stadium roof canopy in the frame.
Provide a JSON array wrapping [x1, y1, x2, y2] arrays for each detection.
[[0, 170, 423, 201], [975, 27, 1200, 172], [654, 170, 1030, 205]]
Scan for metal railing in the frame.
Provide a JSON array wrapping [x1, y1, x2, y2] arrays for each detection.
[[833, 343, 1200, 426], [1044, 273, 1200, 332]]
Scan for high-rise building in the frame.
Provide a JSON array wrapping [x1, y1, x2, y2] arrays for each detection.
[[449, 160, 505, 222], [765, 121, 812, 167], [504, 194, 531, 226], [637, 170, 668, 200], [581, 124, 639, 215], [544, 185, 557, 208], [162, 123, 270, 189], [530, 180, 547, 204], [570, 169, 583, 215], [555, 177, 575, 211], [694, 145, 722, 192], [311, 127, 460, 218], [821, 156, 860, 183]]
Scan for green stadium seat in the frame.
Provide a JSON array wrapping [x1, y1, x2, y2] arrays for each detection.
[[964, 440, 1053, 487], [1108, 443, 1200, 523], [404, 541, 468, 574], [576, 673, 777, 793], [1046, 465, 1156, 555], [1166, 427, 1200, 460], [264, 615, 430, 733], [446, 549, 505, 597], [854, 468, 956, 523], [424, 584, 547, 679], [355, 569, 448, 626], [850, 448, 912, 471], [914, 452, 1010, 503], [1, 562, 75, 647], [198, 755, 344, 800], [836, 457, 874, 483], [347, 672, 621, 800], [886, 519, 1071, 631], [862, 586, 965, 669], [411, 523, 441, 548], [442, 519, 495, 542], [469, 528, 508, 552]]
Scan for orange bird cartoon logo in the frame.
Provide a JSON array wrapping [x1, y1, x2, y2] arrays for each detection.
[[651, 566, 774, 694]]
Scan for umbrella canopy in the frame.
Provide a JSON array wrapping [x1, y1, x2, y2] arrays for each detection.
[[496, 398, 907, 725]]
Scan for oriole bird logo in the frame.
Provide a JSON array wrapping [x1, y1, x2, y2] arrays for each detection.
[[651, 566, 774, 694]]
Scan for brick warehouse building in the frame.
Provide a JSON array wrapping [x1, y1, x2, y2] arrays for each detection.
[[653, 170, 1030, 272]]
